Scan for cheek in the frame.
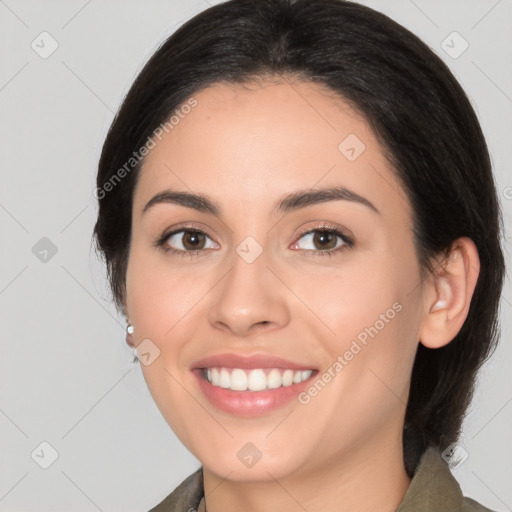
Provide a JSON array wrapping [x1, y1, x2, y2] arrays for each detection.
[[126, 250, 206, 445], [292, 253, 400, 336], [299, 249, 420, 390], [125, 244, 206, 337]]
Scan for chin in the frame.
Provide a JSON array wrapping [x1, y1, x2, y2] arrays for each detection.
[[199, 444, 307, 482]]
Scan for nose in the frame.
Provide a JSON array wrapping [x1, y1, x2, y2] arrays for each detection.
[[206, 248, 290, 337]]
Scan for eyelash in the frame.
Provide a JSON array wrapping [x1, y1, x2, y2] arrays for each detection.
[[154, 223, 354, 259]]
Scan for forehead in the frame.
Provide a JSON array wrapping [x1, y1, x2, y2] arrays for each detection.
[[133, 79, 410, 221]]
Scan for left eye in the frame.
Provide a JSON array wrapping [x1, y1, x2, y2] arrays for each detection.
[[292, 228, 353, 254]]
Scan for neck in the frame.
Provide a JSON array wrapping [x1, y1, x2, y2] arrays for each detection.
[[201, 434, 412, 512]]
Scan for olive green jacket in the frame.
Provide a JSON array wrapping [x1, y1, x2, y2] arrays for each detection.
[[147, 446, 495, 512]]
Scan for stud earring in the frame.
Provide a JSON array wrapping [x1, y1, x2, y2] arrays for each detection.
[[126, 323, 135, 346], [126, 323, 139, 364]]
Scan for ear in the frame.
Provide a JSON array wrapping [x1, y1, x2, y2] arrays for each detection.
[[418, 236, 480, 349]]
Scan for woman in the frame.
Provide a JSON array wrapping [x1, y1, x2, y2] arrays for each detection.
[[92, 0, 506, 510]]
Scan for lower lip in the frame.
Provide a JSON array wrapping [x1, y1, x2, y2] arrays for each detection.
[[192, 369, 316, 417]]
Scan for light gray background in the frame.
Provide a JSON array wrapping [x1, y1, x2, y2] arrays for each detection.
[[0, 0, 511, 511]]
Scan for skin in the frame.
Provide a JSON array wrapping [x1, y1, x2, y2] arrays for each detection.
[[124, 78, 480, 512]]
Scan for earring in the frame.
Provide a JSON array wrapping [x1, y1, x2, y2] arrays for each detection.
[[126, 323, 139, 363], [126, 323, 135, 346]]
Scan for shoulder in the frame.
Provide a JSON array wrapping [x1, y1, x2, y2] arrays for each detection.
[[146, 467, 204, 512], [461, 496, 496, 512], [396, 446, 496, 512]]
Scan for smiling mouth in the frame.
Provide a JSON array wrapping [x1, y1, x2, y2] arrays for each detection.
[[200, 367, 316, 392]]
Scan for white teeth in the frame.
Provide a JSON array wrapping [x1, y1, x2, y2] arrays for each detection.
[[301, 370, 311, 381], [219, 368, 230, 388], [282, 369, 294, 386], [267, 368, 282, 389], [247, 369, 267, 391], [230, 369, 247, 391], [204, 367, 314, 391]]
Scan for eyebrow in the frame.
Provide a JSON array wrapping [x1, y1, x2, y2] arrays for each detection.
[[142, 185, 380, 217]]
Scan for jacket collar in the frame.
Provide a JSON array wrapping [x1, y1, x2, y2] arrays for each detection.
[[395, 446, 463, 511]]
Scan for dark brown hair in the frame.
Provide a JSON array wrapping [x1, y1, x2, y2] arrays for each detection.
[[92, 0, 506, 476]]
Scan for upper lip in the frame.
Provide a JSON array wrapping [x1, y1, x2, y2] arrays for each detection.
[[190, 353, 317, 371]]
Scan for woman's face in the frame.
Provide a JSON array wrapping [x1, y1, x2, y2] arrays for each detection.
[[125, 79, 427, 480]]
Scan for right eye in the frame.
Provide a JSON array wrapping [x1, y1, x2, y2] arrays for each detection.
[[156, 227, 218, 257]]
